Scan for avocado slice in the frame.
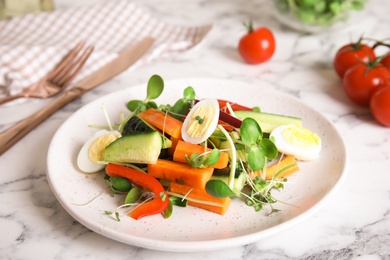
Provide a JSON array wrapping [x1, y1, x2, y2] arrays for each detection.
[[122, 115, 172, 149], [104, 131, 162, 164]]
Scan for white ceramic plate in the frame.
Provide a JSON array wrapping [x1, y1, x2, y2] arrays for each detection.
[[46, 78, 348, 252]]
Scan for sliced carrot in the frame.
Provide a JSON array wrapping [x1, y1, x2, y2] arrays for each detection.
[[147, 159, 214, 189], [172, 140, 229, 169], [250, 155, 299, 180], [138, 108, 183, 139], [169, 182, 231, 215], [167, 136, 180, 157]]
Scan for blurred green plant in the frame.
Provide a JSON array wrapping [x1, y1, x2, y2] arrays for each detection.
[[273, 0, 367, 27]]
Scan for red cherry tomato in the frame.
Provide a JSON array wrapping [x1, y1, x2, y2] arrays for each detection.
[[333, 42, 375, 79], [343, 62, 390, 106], [238, 21, 275, 64], [370, 86, 390, 127], [380, 53, 390, 68]]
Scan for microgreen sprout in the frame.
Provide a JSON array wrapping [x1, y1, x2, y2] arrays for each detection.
[[205, 179, 234, 198], [105, 176, 133, 194], [185, 148, 221, 168], [243, 175, 285, 214], [125, 186, 144, 204], [239, 153, 298, 214], [72, 186, 110, 207], [126, 74, 164, 112], [105, 194, 155, 221], [238, 118, 278, 171], [119, 74, 164, 133], [217, 125, 236, 189], [160, 86, 196, 120]]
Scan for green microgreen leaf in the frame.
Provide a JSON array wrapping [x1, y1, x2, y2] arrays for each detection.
[[183, 86, 196, 100], [185, 148, 222, 169], [146, 74, 164, 100], [160, 86, 195, 121], [146, 101, 158, 109], [127, 100, 143, 112], [259, 138, 278, 159], [105, 210, 120, 221], [204, 149, 220, 167], [121, 74, 165, 133], [254, 203, 263, 212], [169, 196, 188, 207], [124, 186, 143, 204], [169, 99, 191, 120], [107, 177, 132, 193], [185, 153, 205, 168], [248, 148, 265, 171], [240, 118, 262, 146], [163, 196, 189, 219], [205, 179, 235, 198], [163, 201, 173, 218], [252, 106, 261, 112], [160, 192, 167, 202]]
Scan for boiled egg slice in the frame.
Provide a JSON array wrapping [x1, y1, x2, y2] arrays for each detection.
[[270, 124, 321, 161], [181, 98, 220, 144], [77, 129, 121, 173]]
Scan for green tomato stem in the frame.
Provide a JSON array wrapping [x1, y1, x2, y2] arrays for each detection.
[[244, 19, 254, 33]]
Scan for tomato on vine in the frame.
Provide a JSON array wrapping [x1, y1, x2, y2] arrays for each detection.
[[238, 20, 275, 64], [370, 86, 390, 127], [380, 53, 390, 68], [333, 38, 375, 79], [342, 61, 390, 106]]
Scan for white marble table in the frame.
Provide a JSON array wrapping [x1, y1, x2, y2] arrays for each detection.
[[1, 0, 389, 259]]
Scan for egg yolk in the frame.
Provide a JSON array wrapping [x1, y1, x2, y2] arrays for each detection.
[[186, 105, 214, 138], [282, 125, 320, 148], [88, 134, 119, 163]]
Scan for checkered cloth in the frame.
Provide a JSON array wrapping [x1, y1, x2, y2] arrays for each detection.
[[0, 0, 212, 98]]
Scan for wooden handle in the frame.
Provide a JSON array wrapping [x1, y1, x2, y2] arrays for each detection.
[[0, 93, 25, 106], [0, 88, 84, 155]]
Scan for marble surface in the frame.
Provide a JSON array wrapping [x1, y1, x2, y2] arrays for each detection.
[[1, 0, 389, 259]]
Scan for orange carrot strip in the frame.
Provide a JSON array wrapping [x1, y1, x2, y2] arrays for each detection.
[[167, 136, 180, 157], [169, 182, 231, 215], [250, 155, 299, 180], [147, 159, 214, 189], [138, 108, 183, 139], [173, 140, 229, 169]]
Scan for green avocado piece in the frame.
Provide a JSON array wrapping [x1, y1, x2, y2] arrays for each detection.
[[104, 131, 162, 164]]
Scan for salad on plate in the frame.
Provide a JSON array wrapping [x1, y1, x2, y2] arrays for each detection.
[[75, 74, 322, 221]]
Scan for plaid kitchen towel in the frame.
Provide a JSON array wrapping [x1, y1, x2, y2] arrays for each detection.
[[0, 0, 212, 98]]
